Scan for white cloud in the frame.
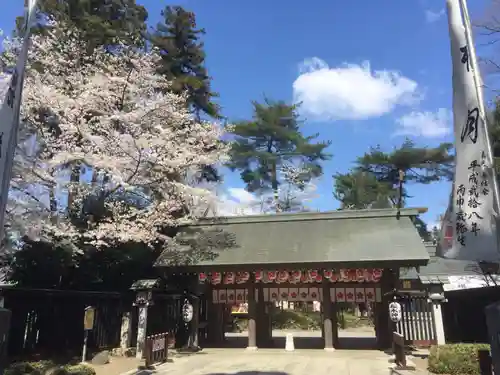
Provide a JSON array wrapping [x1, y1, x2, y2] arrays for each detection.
[[215, 188, 261, 216], [425, 9, 445, 23], [394, 108, 451, 138], [293, 58, 421, 121]]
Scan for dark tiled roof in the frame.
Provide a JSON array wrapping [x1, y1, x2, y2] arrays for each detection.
[[155, 208, 430, 268], [401, 256, 487, 284]]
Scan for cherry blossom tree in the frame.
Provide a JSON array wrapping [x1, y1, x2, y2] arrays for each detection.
[[15, 23, 228, 258]]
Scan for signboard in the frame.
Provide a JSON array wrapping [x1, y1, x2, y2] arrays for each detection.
[[83, 307, 95, 331]]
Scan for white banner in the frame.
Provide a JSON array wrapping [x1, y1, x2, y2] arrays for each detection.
[[0, 0, 37, 235], [443, 0, 500, 261]]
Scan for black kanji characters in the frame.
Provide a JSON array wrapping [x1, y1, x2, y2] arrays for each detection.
[[461, 107, 479, 144], [460, 45, 470, 72], [471, 222, 480, 236]]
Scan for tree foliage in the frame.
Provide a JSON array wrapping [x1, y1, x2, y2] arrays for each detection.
[[333, 170, 397, 209], [16, 0, 148, 49], [14, 23, 227, 261], [149, 6, 220, 119], [357, 139, 454, 185], [356, 139, 454, 208], [227, 98, 331, 211]]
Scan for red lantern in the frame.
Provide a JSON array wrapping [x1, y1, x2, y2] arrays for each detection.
[[224, 272, 235, 284], [324, 270, 333, 279], [372, 269, 383, 282], [198, 273, 207, 283], [347, 269, 357, 282], [310, 270, 318, 278], [211, 272, 221, 285], [356, 269, 365, 283], [277, 271, 289, 283], [267, 271, 277, 281], [254, 270, 262, 282], [340, 269, 349, 282], [330, 271, 339, 282]]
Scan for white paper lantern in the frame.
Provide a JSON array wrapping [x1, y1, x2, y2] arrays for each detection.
[[389, 301, 402, 322], [182, 300, 193, 323]]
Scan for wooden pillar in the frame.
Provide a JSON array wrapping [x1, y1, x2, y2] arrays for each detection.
[[190, 297, 200, 348], [207, 290, 225, 345], [322, 279, 335, 351], [333, 303, 339, 347], [376, 268, 399, 349], [247, 275, 257, 350], [256, 284, 266, 347], [206, 288, 216, 344]]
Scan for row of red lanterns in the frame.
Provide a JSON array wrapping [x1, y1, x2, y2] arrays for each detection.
[[198, 268, 383, 284]]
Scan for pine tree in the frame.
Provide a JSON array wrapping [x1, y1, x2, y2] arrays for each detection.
[[227, 98, 331, 211], [16, 0, 148, 49], [149, 6, 220, 119], [356, 139, 454, 210], [333, 170, 397, 209]]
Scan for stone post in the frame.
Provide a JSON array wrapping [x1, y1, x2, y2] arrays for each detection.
[[135, 306, 148, 359], [247, 274, 257, 350], [322, 278, 334, 351], [428, 286, 447, 345], [120, 312, 132, 352]]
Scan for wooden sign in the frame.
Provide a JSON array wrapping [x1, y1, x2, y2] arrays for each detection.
[[83, 307, 95, 331]]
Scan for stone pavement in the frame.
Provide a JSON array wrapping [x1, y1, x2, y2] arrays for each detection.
[[141, 348, 397, 375]]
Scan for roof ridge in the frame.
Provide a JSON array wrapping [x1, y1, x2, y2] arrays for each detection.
[[188, 207, 428, 226]]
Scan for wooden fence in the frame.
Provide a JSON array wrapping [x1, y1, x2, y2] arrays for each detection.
[[2, 288, 133, 358], [442, 286, 500, 344], [396, 295, 437, 347], [145, 333, 168, 367]]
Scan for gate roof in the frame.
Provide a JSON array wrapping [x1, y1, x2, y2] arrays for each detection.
[[154, 208, 430, 271]]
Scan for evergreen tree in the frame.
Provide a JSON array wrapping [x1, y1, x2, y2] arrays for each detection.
[[356, 139, 454, 210], [227, 98, 331, 211], [149, 6, 220, 119], [333, 170, 397, 209], [333, 168, 432, 241], [17, 0, 148, 49]]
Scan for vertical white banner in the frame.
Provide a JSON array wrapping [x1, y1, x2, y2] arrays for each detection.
[[444, 0, 499, 261], [0, 0, 37, 236]]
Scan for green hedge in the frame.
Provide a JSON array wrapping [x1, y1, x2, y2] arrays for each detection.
[[428, 344, 491, 375], [5, 361, 96, 375], [272, 310, 322, 330]]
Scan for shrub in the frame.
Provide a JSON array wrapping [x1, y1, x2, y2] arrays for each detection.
[[5, 361, 95, 375], [5, 360, 57, 375], [428, 343, 491, 375], [65, 364, 96, 375], [271, 310, 322, 330]]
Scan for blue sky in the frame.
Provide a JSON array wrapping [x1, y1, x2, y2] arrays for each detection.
[[0, 0, 496, 229]]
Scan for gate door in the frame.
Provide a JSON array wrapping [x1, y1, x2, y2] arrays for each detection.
[[396, 295, 436, 347]]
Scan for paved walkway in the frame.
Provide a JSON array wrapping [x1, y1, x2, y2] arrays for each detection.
[[148, 348, 395, 375]]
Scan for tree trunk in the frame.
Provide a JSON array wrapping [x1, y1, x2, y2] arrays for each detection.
[[67, 164, 81, 214], [271, 161, 280, 213]]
